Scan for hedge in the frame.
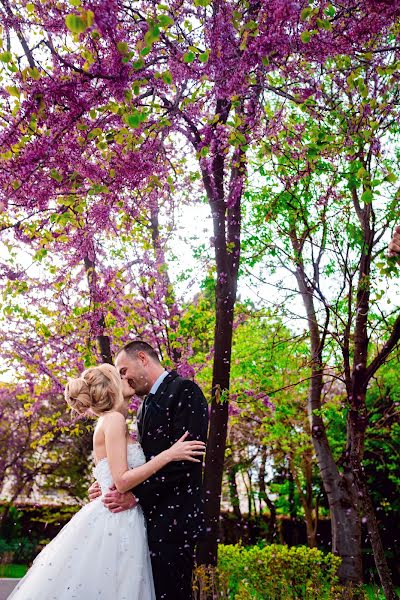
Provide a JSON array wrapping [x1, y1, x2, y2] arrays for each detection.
[[193, 544, 343, 599]]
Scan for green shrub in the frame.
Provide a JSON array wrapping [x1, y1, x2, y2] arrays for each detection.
[[193, 544, 342, 600], [12, 536, 39, 564], [0, 536, 39, 565], [0, 538, 14, 565]]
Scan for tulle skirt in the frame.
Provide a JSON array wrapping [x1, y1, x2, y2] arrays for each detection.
[[8, 498, 155, 600]]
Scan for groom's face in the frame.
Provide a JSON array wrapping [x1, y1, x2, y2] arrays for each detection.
[[115, 350, 151, 398]]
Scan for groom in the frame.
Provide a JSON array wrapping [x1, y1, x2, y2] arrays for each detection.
[[89, 340, 209, 600]]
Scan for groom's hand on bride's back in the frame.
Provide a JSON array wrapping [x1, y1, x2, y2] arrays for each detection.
[[88, 481, 102, 502], [103, 485, 138, 513], [88, 481, 137, 512]]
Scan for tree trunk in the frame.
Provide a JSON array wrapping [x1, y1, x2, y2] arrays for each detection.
[[309, 365, 363, 584], [149, 206, 181, 364], [197, 98, 243, 566], [197, 291, 235, 565], [291, 232, 363, 584], [329, 473, 362, 585], [348, 402, 399, 599], [352, 458, 399, 600], [304, 508, 317, 549], [227, 465, 242, 521], [258, 447, 277, 542], [303, 450, 318, 548], [241, 470, 252, 519], [288, 469, 297, 521], [83, 256, 112, 364], [289, 453, 318, 548], [347, 194, 398, 599], [248, 470, 257, 517]]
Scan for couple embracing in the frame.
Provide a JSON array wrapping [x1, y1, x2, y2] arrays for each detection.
[[10, 340, 209, 600]]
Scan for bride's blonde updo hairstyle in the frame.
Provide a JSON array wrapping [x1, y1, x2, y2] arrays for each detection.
[[65, 364, 121, 417]]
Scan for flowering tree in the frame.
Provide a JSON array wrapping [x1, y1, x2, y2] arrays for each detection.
[[1, 0, 400, 575], [0, 382, 93, 530]]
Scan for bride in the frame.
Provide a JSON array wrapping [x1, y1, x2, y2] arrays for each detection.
[[9, 363, 205, 600]]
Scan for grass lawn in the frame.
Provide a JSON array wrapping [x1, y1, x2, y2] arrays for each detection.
[[0, 564, 28, 578]]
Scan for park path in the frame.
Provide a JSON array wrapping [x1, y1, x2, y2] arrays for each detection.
[[0, 579, 19, 599]]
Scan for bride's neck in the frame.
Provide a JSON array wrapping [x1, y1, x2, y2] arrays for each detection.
[[113, 398, 129, 418]]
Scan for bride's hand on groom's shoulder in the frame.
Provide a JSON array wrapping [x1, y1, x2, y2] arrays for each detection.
[[165, 431, 206, 463], [103, 485, 138, 513]]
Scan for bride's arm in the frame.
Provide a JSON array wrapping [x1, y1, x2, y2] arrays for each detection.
[[103, 412, 205, 494]]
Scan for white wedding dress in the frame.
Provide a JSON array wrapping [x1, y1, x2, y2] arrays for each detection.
[[8, 443, 156, 600]]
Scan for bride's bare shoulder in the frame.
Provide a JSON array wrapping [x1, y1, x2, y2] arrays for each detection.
[[101, 411, 126, 428]]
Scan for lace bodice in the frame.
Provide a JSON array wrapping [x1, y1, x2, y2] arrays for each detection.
[[93, 443, 146, 494]]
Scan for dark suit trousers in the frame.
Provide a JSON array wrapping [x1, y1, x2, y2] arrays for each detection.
[[148, 541, 195, 600]]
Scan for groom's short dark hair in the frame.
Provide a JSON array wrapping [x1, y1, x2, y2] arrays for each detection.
[[118, 340, 160, 363]]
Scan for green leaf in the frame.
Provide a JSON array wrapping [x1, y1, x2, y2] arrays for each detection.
[[300, 8, 312, 20], [158, 15, 174, 27], [356, 167, 367, 180], [34, 248, 48, 261], [88, 127, 103, 139], [132, 59, 144, 70], [361, 189, 373, 203], [144, 25, 160, 46], [199, 50, 210, 63], [117, 41, 129, 54], [306, 144, 318, 158], [161, 70, 173, 84], [65, 14, 87, 34], [5, 86, 20, 98], [28, 67, 41, 80], [300, 31, 312, 43], [50, 169, 63, 182], [324, 4, 335, 17], [183, 51, 196, 63], [0, 52, 12, 63], [384, 172, 397, 183], [85, 10, 94, 27], [316, 18, 332, 31], [126, 111, 141, 128], [194, 0, 211, 5]]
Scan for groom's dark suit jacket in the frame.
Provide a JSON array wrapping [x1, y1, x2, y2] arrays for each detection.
[[133, 371, 209, 545]]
